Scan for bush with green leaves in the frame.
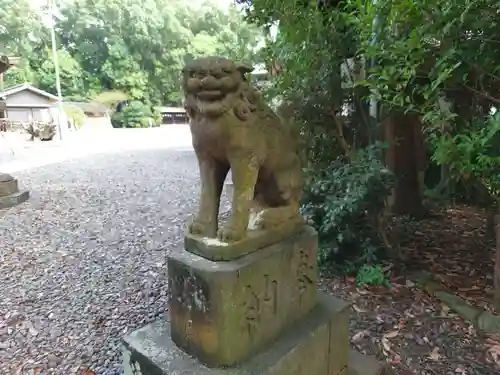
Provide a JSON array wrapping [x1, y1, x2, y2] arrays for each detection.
[[301, 144, 394, 273], [151, 107, 162, 127], [235, 0, 396, 273], [356, 264, 391, 288], [63, 103, 87, 129], [432, 112, 500, 199], [111, 101, 154, 128]]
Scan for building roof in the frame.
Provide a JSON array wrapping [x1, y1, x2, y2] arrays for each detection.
[[0, 83, 59, 101]]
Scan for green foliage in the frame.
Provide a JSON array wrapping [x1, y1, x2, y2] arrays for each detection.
[[3, 62, 35, 86], [356, 0, 500, 121], [36, 49, 84, 97], [237, 0, 396, 273], [433, 112, 500, 198], [111, 101, 153, 128], [63, 104, 87, 128], [1, 0, 263, 105], [301, 145, 394, 272], [92, 90, 129, 110], [353, 0, 500, 208], [55, 0, 263, 103], [0, 0, 47, 56], [151, 107, 162, 127], [238, 0, 500, 274], [356, 264, 391, 288]]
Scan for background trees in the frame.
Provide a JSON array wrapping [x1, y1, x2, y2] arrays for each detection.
[[1, 0, 263, 106], [236, 0, 500, 302]]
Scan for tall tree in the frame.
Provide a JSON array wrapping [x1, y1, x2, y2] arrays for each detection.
[[0, 0, 47, 56]]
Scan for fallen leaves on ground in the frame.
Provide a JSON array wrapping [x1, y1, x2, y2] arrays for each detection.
[[322, 204, 500, 375], [486, 337, 500, 364]]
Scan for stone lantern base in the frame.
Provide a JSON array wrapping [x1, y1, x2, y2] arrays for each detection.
[[0, 173, 30, 209]]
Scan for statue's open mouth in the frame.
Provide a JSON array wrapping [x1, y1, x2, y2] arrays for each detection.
[[196, 90, 224, 101]]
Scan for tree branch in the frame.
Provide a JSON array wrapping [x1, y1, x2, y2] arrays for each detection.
[[462, 83, 500, 106]]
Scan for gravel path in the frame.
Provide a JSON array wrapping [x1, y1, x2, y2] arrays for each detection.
[[0, 147, 229, 375]]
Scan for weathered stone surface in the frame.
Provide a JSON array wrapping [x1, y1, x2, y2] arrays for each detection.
[[418, 271, 500, 334], [168, 226, 318, 367], [184, 218, 304, 261], [0, 177, 19, 196], [0, 173, 29, 208], [123, 293, 349, 375], [0, 190, 29, 209], [183, 56, 303, 244], [347, 349, 387, 375], [0, 172, 14, 183], [328, 295, 349, 375]]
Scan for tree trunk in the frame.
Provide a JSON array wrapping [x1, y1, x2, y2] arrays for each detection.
[[440, 164, 450, 198], [384, 111, 426, 218], [494, 200, 500, 311]]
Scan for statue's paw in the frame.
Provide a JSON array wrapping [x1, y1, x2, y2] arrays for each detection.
[[188, 220, 216, 237], [249, 211, 268, 230], [217, 226, 245, 242]]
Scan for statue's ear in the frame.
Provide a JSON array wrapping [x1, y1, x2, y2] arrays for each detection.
[[236, 62, 253, 75]]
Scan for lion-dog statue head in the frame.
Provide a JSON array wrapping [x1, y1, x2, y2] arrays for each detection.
[[182, 56, 259, 121]]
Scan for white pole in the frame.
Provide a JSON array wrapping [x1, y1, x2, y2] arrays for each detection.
[[49, 0, 63, 140]]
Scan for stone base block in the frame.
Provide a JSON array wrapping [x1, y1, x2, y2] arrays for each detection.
[[347, 350, 387, 375], [184, 218, 305, 261], [0, 177, 19, 196], [168, 226, 318, 367], [0, 190, 29, 209], [123, 293, 353, 375]]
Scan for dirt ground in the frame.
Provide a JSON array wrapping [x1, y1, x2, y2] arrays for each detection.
[[323, 205, 500, 375]]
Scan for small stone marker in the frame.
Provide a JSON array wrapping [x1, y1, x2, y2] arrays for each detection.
[[122, 57, 389, 375], [0, 56, 30, 209], [0, 172, 29, 209]]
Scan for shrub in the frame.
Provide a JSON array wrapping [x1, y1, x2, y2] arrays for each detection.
[[300, 144, 394, 274], [92, 90, 129, 109], [151, 106, 162, 127], [356, 264, 391, 288], [111, 101, 153, 128], [63, 104, 87, 129]]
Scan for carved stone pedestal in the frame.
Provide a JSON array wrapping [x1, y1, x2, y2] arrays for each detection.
[[122, 226, 390, 375], [0, 173, 29, 209]]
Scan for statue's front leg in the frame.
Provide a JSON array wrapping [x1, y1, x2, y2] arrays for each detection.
[[218, 155, 259, 242], [189, 155, 228, 238]]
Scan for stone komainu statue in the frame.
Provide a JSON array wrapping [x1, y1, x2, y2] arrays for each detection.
[[182, 57, 304, 242]]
